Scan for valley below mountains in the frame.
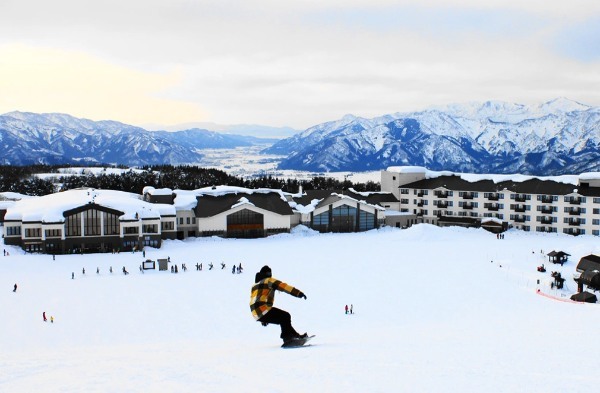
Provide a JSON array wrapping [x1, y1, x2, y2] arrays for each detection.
[[1, 97, 599, 176]]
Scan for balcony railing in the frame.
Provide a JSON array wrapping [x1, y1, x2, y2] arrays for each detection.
[[566, 229, 582, 236], [462, 204, 474, 210], [513, 206, 526, 213], [569, 199, 582, 205], [437, 202, 449, 209], [568, 209, 582, 216], [513, 217, 526, 223], [540, 207, 554, 214], [486, 205, 499, 211], [435, 192, 449, 199], [540, 217, 553, 224], [487, 194, 499, 201], [568, 220, 581, 226], [462, 194, 475, 200], [514, 196, 527, 202], [540, 197, 554, 204]]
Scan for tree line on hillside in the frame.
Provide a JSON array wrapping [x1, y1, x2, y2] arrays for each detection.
[[0, 165, 380, 196]]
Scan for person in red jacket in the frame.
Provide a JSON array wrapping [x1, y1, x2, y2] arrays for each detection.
[[250, 265, 307, 344]]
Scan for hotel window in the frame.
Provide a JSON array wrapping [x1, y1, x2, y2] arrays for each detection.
[[84, 209, 101, 236], [45, 229, 62, 238], [143, 224, 158, 233], [66, 213, 81, 237], [124, 227, 139, 235], [104, 212, 120, 236], [25, 228, 41, 238], [6, 226, 21, 236]]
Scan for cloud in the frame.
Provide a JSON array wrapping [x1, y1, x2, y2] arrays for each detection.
[[0, 44, 207, 125], [0, 1, 599, 128]]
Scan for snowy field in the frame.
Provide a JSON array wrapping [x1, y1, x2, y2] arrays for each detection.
[[2, 225, 600, 392]]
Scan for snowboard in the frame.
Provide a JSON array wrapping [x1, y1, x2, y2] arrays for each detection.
[[281, 335, 315, 348]]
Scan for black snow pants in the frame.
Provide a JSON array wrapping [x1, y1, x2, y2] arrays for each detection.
[[258, 307, 300, 340]]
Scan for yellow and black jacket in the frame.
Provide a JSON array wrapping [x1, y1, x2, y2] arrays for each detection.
[[250, 277, 303, 320]]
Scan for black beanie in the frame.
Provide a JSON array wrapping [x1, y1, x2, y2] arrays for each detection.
[[260, 265, 272, 277], [255, 265, 272, 282]]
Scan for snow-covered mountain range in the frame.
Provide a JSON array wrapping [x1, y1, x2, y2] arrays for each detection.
[[265, 98, 600, 175], [0, 112, 276, 166]]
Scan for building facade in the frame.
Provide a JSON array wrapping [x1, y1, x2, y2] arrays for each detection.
[[3, 189, 176, 253], [381, 167, 600, 236]]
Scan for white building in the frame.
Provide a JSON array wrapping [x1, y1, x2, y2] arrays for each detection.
[[381, 167, 600, 236]]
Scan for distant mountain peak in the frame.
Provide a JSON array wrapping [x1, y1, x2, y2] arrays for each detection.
[[537, 97, 591, 113], [0, 111, 278, 166], [265, 98, 600, 175]]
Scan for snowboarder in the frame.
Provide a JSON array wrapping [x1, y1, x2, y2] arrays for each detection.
[[122, 266, 129, 275], [71, 272, 74, 279], [97, 267, 100, 274], [50, 316, 54, 323], [43, 311, 47, 322], [82, 267, 85, 275], [13, 283, 17, 292], [209, 263, 213, 270], [221, 262, 226, 270], [250, 265, 308, 345], [350, 304, 353, 314], [345, 305, 348, 314], [232, 265, 236, 274], [110, 266, 113, 273]]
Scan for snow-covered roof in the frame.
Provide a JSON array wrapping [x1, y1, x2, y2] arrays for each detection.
[[0, 192, 33, 201], [579, 172, 600, 181], [289, 199, 321, 214], [481, 217, 503, 225], [5, 189, 175, 223], [143, 186, 173, 196], [171, 186, 293, 211], [231, 197, 254, 209], [328, 193, 386, 211], [386, 166, 596, 186]]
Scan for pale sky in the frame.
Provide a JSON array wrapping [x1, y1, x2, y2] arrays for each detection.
[[1, 0, 599, 129]]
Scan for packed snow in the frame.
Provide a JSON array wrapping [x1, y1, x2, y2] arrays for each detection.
[[2, 225, 600, 392]]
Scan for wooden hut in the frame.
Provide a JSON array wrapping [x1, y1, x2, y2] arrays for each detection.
[[577, 270, 600, 291], [575, 254, 600, 273], [546, 251, 570, 265], [570, 291, 597, 303]]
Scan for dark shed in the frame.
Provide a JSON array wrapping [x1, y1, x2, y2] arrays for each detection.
[[578, 270, 600, 291], [575, 254, 600, 273], [570, 291, 597, 303], [547, 251, 570, 265]]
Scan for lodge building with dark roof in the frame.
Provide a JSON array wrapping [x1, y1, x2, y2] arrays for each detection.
[[381, 168, 600, 236]]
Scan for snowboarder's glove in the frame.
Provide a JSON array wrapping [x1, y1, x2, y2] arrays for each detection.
[[299, 292, 307, 300], [261, 322, 268, 326]]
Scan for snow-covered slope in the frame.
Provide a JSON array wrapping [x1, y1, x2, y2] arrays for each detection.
[[2, 225, 600, 392], [266, 98, 600, 175]]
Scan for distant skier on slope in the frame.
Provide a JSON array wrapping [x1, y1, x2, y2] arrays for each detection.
[[250, 265, 308, 345]]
